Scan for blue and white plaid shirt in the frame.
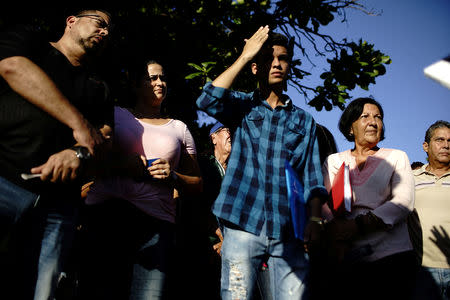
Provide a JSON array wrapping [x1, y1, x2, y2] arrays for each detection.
[[196, 82, 327, 239]]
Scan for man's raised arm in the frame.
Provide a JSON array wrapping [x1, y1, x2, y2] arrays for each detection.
[[212, 25, 269, 89]]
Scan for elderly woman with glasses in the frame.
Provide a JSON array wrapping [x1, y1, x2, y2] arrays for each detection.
[[79, 59, 202, 299], [319, 97, 416, 300]]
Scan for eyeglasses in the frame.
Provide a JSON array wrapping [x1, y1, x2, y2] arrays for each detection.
[[76, 14, 113, 31], [146, 74, 167, 82]]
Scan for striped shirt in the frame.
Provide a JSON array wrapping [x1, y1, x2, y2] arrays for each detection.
[[196, 82, 326, 239], [411, 165, 450, 268]]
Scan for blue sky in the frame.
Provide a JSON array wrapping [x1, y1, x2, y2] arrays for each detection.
[[288, 0, 450, 164]]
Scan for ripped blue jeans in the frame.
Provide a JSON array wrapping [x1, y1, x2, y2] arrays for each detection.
[[220, 223, 310, 300]]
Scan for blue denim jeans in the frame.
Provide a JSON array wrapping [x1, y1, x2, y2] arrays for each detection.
[[220, 223, 309, 300], [32, 210, 77, 300], [414, 267, 450, 300], [2, 204, 77, 300], [129, 219, 175, 300], [78, 199, 175, 300], [0, 176, 39, 238]]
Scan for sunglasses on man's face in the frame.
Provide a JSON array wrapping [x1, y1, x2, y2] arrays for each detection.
[[76, 14, 113, 31]]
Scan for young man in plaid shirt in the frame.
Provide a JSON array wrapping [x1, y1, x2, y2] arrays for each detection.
[[196, 26, 327, 299]]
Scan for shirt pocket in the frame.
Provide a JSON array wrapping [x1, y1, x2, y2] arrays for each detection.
[[245, 110, 265, 139], [284, 121, 306, 151]]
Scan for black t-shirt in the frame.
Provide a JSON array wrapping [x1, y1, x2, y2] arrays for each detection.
[[0, 24, 113, 204]]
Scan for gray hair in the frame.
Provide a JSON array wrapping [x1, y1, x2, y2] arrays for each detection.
[[424, 120, 450, 143]]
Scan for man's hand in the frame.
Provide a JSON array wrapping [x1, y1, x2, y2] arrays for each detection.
[[30, 149, 81, 182], [213, 228, 224, 256], [72, 118, 105, 155], [241, 25, 270, 62], [211, 25, 270, 89], [303, 219, 324, 255], [304, 196, 325, 255]]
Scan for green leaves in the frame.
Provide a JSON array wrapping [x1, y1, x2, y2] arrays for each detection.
[[5, 2, 391, 120], [176, 0, 391, 112], [0, 2, 390, 157], [185, 62, 217, 86], [185, 72, 203, 80], [309, 39, 392, 111]]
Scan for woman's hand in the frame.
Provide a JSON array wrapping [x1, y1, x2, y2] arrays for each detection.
[[147, 158, 171, 180], [326, 217, 359, 241], [324, 217, 358, 263]]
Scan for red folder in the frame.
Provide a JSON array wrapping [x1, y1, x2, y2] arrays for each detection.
[[331, 162, 352, 216]]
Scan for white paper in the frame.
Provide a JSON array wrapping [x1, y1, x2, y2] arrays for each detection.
[[343, 164, 352, 212], [21, 173, 42, 180]]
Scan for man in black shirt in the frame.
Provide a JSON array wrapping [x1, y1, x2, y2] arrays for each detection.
[[0, 9, 114, 299]]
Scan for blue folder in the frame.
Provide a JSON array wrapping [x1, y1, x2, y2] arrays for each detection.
[[285, 160, 306, 240]]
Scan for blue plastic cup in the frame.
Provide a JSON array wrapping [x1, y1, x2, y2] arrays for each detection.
[[146, 158, 159, 167]]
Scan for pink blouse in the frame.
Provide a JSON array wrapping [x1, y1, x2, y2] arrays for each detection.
[[86, 107, 197, 223], [323, 148, 415, 262]]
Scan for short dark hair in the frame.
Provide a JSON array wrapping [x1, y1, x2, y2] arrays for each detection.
[[316, 124, 338, 164], [128, 59, 163, 84], [253, 32, 294, 63], [411, 161, 424, 170], [424, 120, 450, 143], [119, 58, 165, 108], [338, 97, 385, 142], [74, 9, 112, 20], [267, 32, 293, 60]]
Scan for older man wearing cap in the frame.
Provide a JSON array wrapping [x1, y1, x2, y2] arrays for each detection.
[[208, 121, 232, 177], [200, 121, 232, 257]]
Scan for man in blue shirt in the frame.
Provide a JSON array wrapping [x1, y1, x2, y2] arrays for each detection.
[[196, 26, 327, 300]]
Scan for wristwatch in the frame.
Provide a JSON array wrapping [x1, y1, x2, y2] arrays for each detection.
[[70, 146, 92, 161]]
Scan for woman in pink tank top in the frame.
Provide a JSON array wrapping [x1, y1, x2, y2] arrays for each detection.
[[78, 59, 202, 300]]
